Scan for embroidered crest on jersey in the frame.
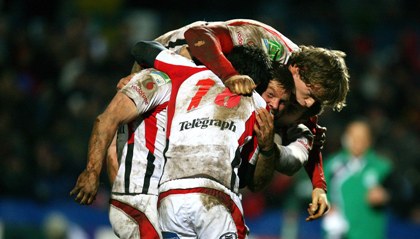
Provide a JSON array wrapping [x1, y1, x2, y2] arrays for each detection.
[[137, 70, 170, 94], [261, 39, 284, 62], [139, 75, 157, 93]]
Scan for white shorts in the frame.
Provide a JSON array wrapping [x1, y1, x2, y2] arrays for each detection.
[[158, 178, 249, 239], [109, 194, 162, 239]]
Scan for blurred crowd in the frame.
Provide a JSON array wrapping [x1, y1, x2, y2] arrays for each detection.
[[0, 0, 419, 226]]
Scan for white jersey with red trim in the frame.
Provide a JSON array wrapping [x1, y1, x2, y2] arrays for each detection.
[[154, 19, 299, 63], [225, 19, 299, 63], [112, 69, 171, 195], [152, 50, 265, 194]]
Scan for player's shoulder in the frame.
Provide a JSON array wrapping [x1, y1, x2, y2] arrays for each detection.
[[123, 69, 171, 97], [132, 68, 172, 86], [121, 68, 171, 110]]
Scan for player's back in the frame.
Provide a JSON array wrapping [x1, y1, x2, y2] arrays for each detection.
[[154, 19, 299, 64], [161, 68, 265, 192]]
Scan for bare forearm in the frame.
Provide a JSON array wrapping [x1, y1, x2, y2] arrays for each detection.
[[106, 132, 119, 185], [86, 114, 119, 176], [249, 145, 279, 192]]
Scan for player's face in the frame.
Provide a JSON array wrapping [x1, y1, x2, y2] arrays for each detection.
[[289, 65, 316, 108], [261, 80, 290, 113]]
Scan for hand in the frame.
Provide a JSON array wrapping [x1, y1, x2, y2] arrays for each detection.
[[313, 124, 327, 149], [306, 188, 330, 221], [224, 75, 256, 95], [254, 108, 274, 151], [116, 73, 135, 91], [69, 170, 100, 205], [367, 185, 389, 207]]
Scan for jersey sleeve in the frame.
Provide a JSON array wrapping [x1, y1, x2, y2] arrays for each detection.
[[121, 69, 171, 114], [184, 24, 239, 81], [305, 148, 327, 191], [303, 116, 327, 192], [275, 139, 310, 175]]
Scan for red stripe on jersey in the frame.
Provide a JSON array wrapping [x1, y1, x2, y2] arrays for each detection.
[[237, 111, 256, 146], [227, 20, 295, 52], [158, 188, 247, 239], [144, 102, 168, 154], [153, 59, 208, 139], [306, 148, 327, 191], [110, 199, 160, 239]]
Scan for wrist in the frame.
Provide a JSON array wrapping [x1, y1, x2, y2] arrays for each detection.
[[314, 187, 327, 194], [85, 168, 101, 177], [260, 146, 275, 157]]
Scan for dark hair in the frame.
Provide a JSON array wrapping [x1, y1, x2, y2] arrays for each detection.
[[225, 45, 273, 91], [264, 61, 294, 94]]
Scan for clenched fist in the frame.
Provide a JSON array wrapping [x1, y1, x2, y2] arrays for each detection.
[[224, 75, 256, 95]]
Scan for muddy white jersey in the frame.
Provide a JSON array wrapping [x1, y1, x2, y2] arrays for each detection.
[[112, 69, 171, 195], [224, 19, 299, 63], [154, 19, 299, 63], [151, 50, 266, 194]]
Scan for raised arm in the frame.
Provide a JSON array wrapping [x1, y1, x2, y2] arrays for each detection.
[[184, 25, 256, 95], [184, 25, 237, 80]]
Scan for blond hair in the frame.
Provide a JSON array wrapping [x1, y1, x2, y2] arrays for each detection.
[[289, 45, 350, 111]]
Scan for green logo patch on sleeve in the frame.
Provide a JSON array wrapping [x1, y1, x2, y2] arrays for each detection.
[[150, 70, 171, 86]]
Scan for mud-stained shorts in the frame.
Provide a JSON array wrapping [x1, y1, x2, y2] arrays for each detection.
[[109, 194, 162, 239], [157, 178, 249, 239]]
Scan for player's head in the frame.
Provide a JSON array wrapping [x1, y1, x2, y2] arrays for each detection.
[[225, 45, 273, 91], [288, 45, 350, 112], [342, 119, 372, 157], [258, 62, 294, 112]]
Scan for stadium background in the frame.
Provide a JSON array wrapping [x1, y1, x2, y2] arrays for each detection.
[[0, 0, 419, 238]]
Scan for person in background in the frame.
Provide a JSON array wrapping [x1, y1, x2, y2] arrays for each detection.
[[322, 119, 393, 239]]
